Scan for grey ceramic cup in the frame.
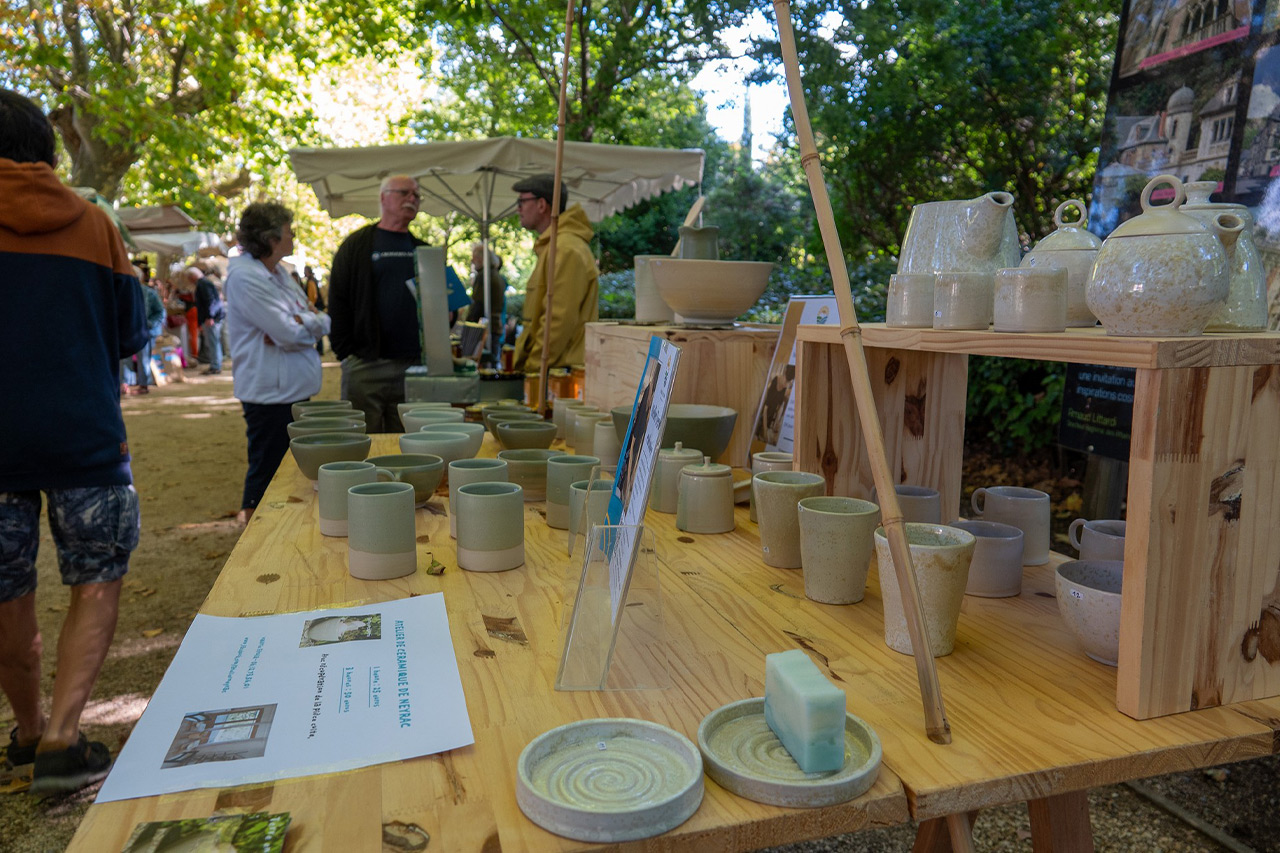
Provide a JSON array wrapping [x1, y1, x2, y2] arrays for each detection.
[[750, 451, 793, 522], [593, 420, 622, 468], [797, 496, 879, 604], [568, 478, 613, 555], [1055, 559, 1124, 666], [317, 461, 379, 537], [562, 404, 598, 449], [447, 458, 508, 539], [1069, 518, 1126, 562], [871, 484, 943, 524], [993, 267, 1068, 333], [754, 471, 826, 569], [950, 519, 1025, 597], [455, 481, 525, 572], [546, 455, 599, 529], [573, 412, 612, 457], [875, 522, 976, 657], [497, 448, 557, 501], [933, 271, 993, 330], [887, 273, 936, 328], [971, 485, 1051, 565], [346, 481, 418, 580]]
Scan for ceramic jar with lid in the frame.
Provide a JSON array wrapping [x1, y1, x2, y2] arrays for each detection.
[[649, 442, 703, 513], [676, 458, 735, 534], [1182, 181, 1267, 332], [1020, 199, 1102, 327], [1086, 174, 1235, 337]]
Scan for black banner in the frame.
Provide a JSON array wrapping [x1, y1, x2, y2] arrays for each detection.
[[1058, 363, 1135, 461]]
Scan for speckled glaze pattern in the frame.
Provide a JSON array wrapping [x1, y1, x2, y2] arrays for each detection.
[[1020, 199, 1101, 326], [897, 192, 1021, 275], [1054, 560, 1123, 666], [797, 496, 879, 604], [1182, 205, 1267, 332], [993, 267, 1067, 333], [874, 523, 975, 657], [697, 698, 882, 808]]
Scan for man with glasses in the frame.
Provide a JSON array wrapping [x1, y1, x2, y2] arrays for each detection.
[[509, 173, 599, 376], [328, 174, 427, 431]]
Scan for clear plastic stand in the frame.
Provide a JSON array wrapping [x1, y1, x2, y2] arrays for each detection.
[[555, 523, 669, 691], [566, 465, 615, 558]]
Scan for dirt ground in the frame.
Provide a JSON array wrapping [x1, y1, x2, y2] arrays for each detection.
[[2, 358, 1279, 852]]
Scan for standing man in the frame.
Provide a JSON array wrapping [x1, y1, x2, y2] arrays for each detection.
[[190, 266, 226, 375], [0, 89, 146, 793], [328, 174, 426, 432], [510, 174, 599, 375]]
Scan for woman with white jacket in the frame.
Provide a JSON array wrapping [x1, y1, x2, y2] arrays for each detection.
[[225, 202, 330, 523]]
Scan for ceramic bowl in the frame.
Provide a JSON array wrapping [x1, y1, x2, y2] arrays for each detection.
[[396, 402, 455, 421], [402, 409, 466, 432], [289, 433, 372, 480], [610, 403, 737, 462], [286, 418, 365, 440], [1054, 559, 1124, 667], [399, 429, 480, 465], [485, 410, 544, 438], [497, 420, 558, 450], [298, 408, 366, 424], [365, 453, 445, 504], [292, 399, 353, 420], [420, 421, 487, 448], [648, 258, 774, 324]]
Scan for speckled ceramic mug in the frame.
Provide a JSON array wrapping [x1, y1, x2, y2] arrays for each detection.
[[797, 496, 879, 604], [887, 273, 936, 328], [993, 267, 1068, 333], [749, 451, 793, 522], [933, 271, 993, 330], [754, 471, 826, 569], [875, 522, 976, 656]]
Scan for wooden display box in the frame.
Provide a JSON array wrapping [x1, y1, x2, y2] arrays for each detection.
[[793, 324, 1280, 720], [583, 322, 778, 467]]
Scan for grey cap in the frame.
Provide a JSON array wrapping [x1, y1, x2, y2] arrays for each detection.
[[512, 173, 567, 211]]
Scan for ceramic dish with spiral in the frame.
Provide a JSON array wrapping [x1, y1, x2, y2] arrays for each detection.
[[515, 717, 704, 843], [697, 697, 881, 808]]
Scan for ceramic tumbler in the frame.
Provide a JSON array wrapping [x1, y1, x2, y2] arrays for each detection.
[[875, 522, 976, 656], [593, 420, 622, 468], [676, 459, 735, 534], [933, 271, 993, 330], [346, 481, 418, 580], [546, 455, 599, 529], [447, 458, 508, 539], [497, 449, 557, 501], [562, 404, 598, 449], [797, 496, 879, 604], [551, 396, 584, 440], [886, 273, 936, 328], [970, 485, 1051, 565], [1068, 518, 1126, 562], [993, 267, 1068, 333], [754, 471, 825, 569], [317, 461, 379, 537], [455, 481, 525, 572], [871, 484, 943, 524], [950, 519, 1025, 597], [750, 451, 793, 522], [568, 478, 613, 554], [650, 443, 703, 513], [574, 412, 611, 457]]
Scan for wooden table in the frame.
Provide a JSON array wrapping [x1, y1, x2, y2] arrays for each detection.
[[68, 434, 1277, 851]]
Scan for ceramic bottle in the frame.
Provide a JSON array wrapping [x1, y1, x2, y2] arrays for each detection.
[[1182, 182, 1267, 332], [1020, 199, 1102, 327]]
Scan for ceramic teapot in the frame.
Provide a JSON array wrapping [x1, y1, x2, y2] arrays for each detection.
[[1183, 181, 1267, 332], [897, 190, 1020, 275], [1020, 199, 1102, 327], [1087, 175, 1236, 337]]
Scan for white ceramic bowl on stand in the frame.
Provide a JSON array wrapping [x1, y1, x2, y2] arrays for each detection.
[[648, 258, 773, 324]]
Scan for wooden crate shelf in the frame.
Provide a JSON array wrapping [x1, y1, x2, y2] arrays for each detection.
[[793, 323, 1280, 720]]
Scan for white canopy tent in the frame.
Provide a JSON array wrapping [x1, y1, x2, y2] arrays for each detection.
[[130, 230, 226, 257], [289, 137, 704, 357]]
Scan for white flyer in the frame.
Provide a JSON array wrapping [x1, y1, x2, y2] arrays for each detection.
[[97, 594, 473, 802]]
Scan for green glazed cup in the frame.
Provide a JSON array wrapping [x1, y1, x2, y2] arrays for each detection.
[[545, 455, 599, 529], [347, 481, 418, 580], [317, 461, 379, 537], [456, 481, 525, 572], [497, 449, 557, 502], [448, 458, 508, 539]]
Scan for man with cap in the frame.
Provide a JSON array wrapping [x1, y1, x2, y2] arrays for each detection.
[[510, 173, 599, 375]]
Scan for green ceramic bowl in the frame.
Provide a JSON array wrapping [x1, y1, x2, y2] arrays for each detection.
[[402, 409, 466, 432], [291, 399, 353, 420], [298, 408, 366, 423], [289, 433, 372, 480], [496, 420, 558, 450], [485, 410, 544, 438], [396, 401, 456, 421], [399, 429, 481, 464], [287, 417, 365, 440], [610, 403, 737, 461], [366, 453, 445, 504]]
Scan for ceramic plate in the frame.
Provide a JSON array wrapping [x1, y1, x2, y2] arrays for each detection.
[[516, 718, 704, 843], [697, 697, 881, 808]]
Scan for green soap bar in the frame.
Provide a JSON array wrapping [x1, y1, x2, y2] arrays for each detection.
[[763, 648, 846, 773]]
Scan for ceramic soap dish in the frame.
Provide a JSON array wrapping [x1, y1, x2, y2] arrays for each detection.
[[697, 698, 882, 808], [516, 718, 704, 843]]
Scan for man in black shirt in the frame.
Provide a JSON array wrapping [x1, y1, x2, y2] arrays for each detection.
[[327, 175, 426, 431], [188, 267, 226, 375]]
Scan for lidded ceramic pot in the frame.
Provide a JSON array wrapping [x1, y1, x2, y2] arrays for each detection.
[[1182, 181, 1267, 332], [650, 442, 704, 514], [1020, 199, 1102, 327], [675, 458, 735, 534], [1086, 174, 1233, 337]]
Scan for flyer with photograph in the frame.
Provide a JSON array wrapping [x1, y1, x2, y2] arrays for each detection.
[[97, 594, 473, 803]]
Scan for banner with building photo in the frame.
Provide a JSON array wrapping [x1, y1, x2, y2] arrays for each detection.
[[1091, 0, 1280, 326]]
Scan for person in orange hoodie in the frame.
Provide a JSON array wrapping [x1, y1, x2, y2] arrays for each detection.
[[0, 89, 146, 793]]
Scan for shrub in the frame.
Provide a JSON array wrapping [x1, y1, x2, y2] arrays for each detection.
[[966, 356, 1065, 454]]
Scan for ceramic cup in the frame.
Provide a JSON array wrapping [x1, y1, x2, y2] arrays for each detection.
[[346, 481, 418, 580], [1068, 518, 1127, 562], [546, 455, 599, 529], [447, 458, 508, 539], [1055, 559, 1124, 666], [875, 522, 976, 656], [970, 485, 1051, 565], [551, 397, 584, 440], [993, 267, 1068, 333], [562, 404, 598, 449], [568, 478, 613, 554], [933, 271, 993, 330], [497, 449, 557, 501], [750, 451, 793, 523], [886, 273, 937, 328], [676, 459, 735, 534], [754, 471, 826, 569], [949, 519, 1025, 597], [593, 420, 622, 468], [317, 461, 379, 537], [797, 496, 880, 604], [650, 443, 703, 514], [871, 484, 943, 524], [455, 481, 525, 572], [574, 412, 612, 457]]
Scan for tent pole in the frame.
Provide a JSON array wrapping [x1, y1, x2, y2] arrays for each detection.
[[539, 0, 574, 414]]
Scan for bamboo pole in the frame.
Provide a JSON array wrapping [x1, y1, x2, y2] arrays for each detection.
[[770, 0, 953, 747], [536, 0, 576, 414]]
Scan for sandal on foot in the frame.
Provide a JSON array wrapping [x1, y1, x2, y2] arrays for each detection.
[[30, 735, 112, 794], [5, 727, 37, 768]]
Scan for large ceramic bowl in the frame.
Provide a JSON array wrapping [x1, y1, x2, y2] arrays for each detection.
[[399, 429, 481, 465], [292, 399, 353, 420], [402, 409, 466, 432], [485, 410, 544, 438], [366, 453, 445, 504], [610, 403, 737, 462], [496, 420, 558, 450], [287, 418, 365, 440], [649, 258, 774, 324], [1054, 560, 1123, 666], [289, 433, 372, 480]]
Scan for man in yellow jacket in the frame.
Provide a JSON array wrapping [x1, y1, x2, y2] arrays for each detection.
[[510, 174, 599, 373]]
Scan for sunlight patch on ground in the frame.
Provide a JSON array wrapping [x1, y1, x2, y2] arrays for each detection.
[[80, 693, 152, 728], [109, 632, 183, 661]]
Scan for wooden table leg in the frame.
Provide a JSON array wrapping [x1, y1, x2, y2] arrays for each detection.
[[1028, 790, 1094, 853], [911, 812, 978, 853]]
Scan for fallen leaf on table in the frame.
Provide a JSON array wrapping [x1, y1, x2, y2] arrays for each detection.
[[141, 628, 164, 638], [287, 495, 304, 503], [425, 557, 445, 576], [46, 605, 66, 613], [416, 534, 431, 544]]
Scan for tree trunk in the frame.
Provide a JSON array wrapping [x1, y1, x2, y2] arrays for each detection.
[[48, 103, 140, 200]]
